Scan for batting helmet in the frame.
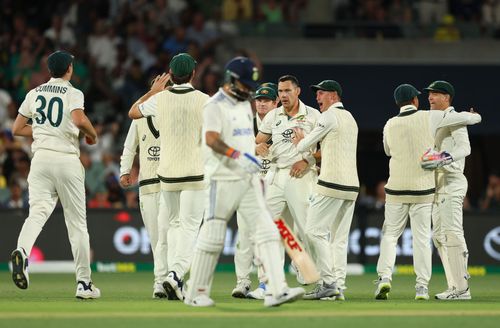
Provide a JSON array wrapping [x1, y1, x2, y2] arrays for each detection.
[[224, 57, 259, 101]]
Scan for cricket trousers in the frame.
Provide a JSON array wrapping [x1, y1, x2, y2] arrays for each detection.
[[156, 189, 205, 281], [377, 202, 433, 288], [17, 149, 92, 283], [139, 191, 169, 284], [306, 195, 355, 288]]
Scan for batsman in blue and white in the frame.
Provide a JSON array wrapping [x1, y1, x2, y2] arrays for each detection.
[[10, 50, 100, 299], [184, 57, 304, 307]]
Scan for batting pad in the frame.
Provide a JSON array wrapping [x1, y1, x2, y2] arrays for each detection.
[[445, 233, 469, 291], [257, 240, 287, 297]]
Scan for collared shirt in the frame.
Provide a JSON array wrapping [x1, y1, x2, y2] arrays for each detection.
[[296, 102, 343, 152], [204, 88, 256, 180], [260, 100, 320, 169], [19, 77, 84, 156]]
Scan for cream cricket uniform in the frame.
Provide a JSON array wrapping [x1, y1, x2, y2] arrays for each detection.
[[185, 89, 288, 302], [259, 101, 320, 241], [120, 118, 168, 285], [297, 102, 358, 289], [16, 78, 93, 283], [139, 83, 208, 281], [377, 105, 435, 288], [430, 107, 481, 291]]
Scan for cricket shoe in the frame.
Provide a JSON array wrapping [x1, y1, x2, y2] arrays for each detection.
[[374, 277, 391, 300], [303, 282, 339, 300], [163, 271, 184, 300], [415, 285, 429, 300], [435, 287, 471, 300], [185, 294, 215, 307], [264, 287, 305, 307], [320, 288, 345, 301], [11, 247, 29, 290], [247, 282, 266, 300], [76, 281, 101, 299], [153, 282, 167, 299], [231, 280, 250, 298]]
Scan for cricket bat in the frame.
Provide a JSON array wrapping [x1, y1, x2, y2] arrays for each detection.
[[274, 217, 320, 284]]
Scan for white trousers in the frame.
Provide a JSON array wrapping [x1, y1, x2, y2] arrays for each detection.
[[377, 202, 432, 288], [157, 189, 205, 280], [186, 176, 287, 301], [433, 172, 469, 290], [17, 150, 92, 283], [139, 191, 169, 284], [306, 195, 355, 288], [266, 167, 315, 243]]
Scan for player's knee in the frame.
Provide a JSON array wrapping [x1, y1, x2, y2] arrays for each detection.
[[254, 223, 280, 245], [196, 219, 226, 253], [443, 231, 466, 249]]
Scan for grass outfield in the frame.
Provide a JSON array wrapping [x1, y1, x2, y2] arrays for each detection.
[[1, 272, 499, 328]]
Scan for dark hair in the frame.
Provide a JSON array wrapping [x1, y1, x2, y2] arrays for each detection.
[[397, 100, 414, 107], [278, 75, 299, 87], [51, 65, 70, 78], [171, 72, 193, 85]]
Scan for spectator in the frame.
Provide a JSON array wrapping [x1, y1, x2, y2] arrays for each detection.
[[3, 179, 28, 209], [417, 0, 448, 25], [482, 0, 500, 27], [480, 172, 500, 210], [434, 14, 461, 41], [43, 14, 76, 48]]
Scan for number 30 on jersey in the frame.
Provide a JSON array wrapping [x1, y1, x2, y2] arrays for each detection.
[[35, 95, 63, 127]]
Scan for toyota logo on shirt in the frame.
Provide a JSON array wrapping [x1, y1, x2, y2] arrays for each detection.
[[148, 146, 160, 157], [282, 128, 294, 142], [261, 159, 271, 170]]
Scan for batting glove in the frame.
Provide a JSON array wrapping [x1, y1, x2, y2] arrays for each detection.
[[235, 152, 262, 175], [420, 148, 453, 170], [226, 147, 262, 175]]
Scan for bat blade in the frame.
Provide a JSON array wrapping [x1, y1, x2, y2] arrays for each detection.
[[274, 217, 320, 284]]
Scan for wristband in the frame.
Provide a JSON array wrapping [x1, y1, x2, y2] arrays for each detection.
[[225, 147, 240, 159]]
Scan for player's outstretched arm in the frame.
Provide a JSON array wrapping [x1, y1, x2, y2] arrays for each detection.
[[71, 109, 98, 145], [129, 73, 170, 119], [11, 114, 32, 137]]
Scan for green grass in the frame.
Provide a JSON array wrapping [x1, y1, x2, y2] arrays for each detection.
[[1, 272, 499, 328]]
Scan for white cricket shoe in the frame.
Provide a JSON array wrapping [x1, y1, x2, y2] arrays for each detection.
[[321, 288, 345, 301], [11, 247, 29, 290], [374, 277, 391, 300], [231, 280, 250, 298], [164, 271, 184, 300], [264, 287, 305, 307], [415, 286, 429, 300], [303, 282, 339, 300], [76, 281, 101, 299], [435, 287, 471, 300], [185, 294, 215, 307], [247, 282, 266, 300], [153, 282, 167, 299]]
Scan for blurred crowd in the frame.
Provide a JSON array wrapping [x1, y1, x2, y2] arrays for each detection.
[[1, 0, 499, 210]]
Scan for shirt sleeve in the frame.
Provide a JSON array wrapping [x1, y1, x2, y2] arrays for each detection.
[[296, 110, 338, 153], [68, 88, 85, 111], [438, 110, 481, 129], [18, 91, 33, 118], [259, 109, 274, 134], [203, 101, 222, 133], [447, 126, 471, 162], [138, 94, 158, 117], [119, 120, 139, 176], [382, 122, 391, 156]]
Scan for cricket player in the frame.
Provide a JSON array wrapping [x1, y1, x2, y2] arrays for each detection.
[[420, 80, 481, 300], [184, 57, 304, 307], [119, 117, 169, 298], [129, 53, 209, 300], [10, 50, 100, 299], [292, 80, 358, 300], [255, 75, 320, 282], [232, 85, 279, 299]]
